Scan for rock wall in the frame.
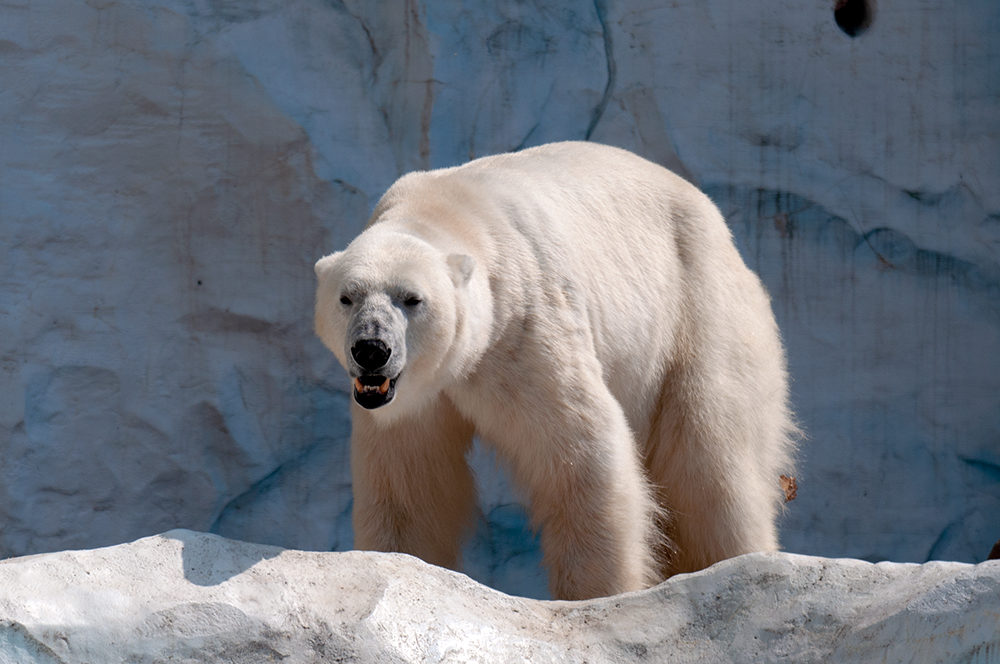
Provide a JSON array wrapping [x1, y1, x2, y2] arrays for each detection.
[[1, 0, 997, 599]]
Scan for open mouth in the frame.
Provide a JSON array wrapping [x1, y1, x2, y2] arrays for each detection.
[[352, 374, 397, 409]]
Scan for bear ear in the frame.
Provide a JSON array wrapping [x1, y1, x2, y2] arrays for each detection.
[[446, 253, 476, 287], [314, 252, 343, 279]]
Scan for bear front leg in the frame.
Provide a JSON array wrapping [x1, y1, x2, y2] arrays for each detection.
[[491, 380, 660, 600], [349, 395, 476, 570]]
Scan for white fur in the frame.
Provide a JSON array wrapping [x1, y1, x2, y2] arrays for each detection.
[[314, 141, 797, 600]]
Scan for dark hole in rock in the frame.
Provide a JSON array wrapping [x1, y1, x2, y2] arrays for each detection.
[[835, 0, 874, 37]]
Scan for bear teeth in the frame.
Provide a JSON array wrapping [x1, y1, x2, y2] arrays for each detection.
[[353, 377, 392, 395]]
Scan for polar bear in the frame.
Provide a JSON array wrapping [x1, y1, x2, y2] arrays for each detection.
[[314, 141, 796, 600]]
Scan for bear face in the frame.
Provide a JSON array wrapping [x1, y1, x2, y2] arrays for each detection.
[[315, 228, 485, 419]]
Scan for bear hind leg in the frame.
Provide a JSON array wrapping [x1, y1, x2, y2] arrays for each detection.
[[644, 363, 794, 577]]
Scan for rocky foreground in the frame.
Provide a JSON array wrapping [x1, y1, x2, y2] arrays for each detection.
[[0, 530, 996, 663]]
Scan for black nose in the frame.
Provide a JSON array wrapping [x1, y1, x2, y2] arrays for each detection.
[[351, 339, 391, 371]]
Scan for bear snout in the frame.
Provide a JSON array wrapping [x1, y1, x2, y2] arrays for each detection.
[[351, 339, 391, 371]]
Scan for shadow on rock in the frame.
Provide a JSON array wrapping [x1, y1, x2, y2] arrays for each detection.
[[161, 529, 285, 587]]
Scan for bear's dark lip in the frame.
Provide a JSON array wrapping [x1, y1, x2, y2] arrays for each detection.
[[352, 374, 398, 410]]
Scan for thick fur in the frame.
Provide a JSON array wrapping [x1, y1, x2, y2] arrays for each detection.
[[314, 141, 796, 600]]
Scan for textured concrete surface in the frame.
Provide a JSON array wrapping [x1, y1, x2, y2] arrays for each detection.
[[0, 531, 998, 663]]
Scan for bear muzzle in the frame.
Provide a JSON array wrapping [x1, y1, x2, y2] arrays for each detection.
[[351, 339, 391, 371]]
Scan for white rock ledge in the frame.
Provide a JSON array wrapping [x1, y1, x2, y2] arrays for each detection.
[[0, 530, 997, 663]]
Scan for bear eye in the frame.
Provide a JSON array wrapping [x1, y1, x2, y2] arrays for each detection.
[[403, 295, 422, 307], [339, 295, 352, 306]]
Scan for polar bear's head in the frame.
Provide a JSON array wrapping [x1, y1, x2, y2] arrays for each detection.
[[314, 227, 489, 418]]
